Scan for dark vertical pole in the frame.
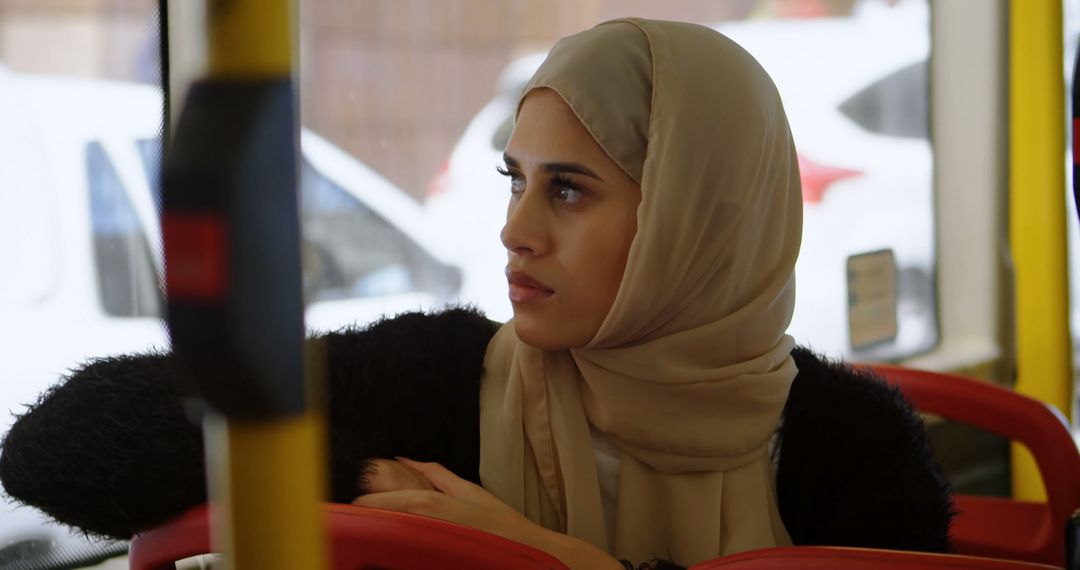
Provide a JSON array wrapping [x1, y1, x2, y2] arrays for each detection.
[[157, 0, 170, 151], [1072, 35, 1080, 226]]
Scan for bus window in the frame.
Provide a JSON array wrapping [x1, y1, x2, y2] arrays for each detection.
[[0, 1, 168, 566], [298, 157, 462, 303], [839, 59, 929, 140], [134, 136, 464, 308], [308, 0, 936, 360], [0, 0, 948, 566], [87, 141, 161, 318]]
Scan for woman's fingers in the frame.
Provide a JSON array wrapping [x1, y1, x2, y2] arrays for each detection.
[[350, 470, 548, 557], [360, 458, 435, 493], [351, 489, 449, 516], [395, 457, 487, 501]]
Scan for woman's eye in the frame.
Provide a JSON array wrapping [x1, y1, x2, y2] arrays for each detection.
[[510, 177, 525, 195], [496, 165, 525, 195], [551, 175, 585, 205], [554, 185, 585, 205]]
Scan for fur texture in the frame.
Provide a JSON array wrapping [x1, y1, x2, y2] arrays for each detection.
[[0, 307, 496, 540], [0, 308, 953, 559], [778, 347, 955, 553]]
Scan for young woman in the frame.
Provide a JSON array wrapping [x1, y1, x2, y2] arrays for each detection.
[[353, 18, 801, 568], [0, 17, 952, 570]]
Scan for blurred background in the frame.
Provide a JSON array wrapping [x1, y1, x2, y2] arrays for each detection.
[[0, 0, 1076, 567], [0, 0, 887, 196]]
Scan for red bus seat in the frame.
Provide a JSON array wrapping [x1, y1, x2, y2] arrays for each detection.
[[130, 505, 1059, 570], [690, 546, 1058, 569], [865, 364, 1080, 567], [128, 503, 567, 570]]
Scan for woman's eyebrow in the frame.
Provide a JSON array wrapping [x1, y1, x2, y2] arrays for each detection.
[[501, 153, 605, 182], [543, 162, 604, 182]]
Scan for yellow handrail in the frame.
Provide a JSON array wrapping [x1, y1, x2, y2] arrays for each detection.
[[207, 0, 293, 78], [200, 1, 327, 568], [1009, 0, 1073, 502]]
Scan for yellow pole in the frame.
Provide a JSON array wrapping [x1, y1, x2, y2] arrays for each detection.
[[205, 413, 328, 570], [207, 0, 293, 77], [1009, 0, 1072, 502], [200, 1, 327, 568]]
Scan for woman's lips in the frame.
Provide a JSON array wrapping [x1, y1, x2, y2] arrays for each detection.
[[506, 268, 554, 303]]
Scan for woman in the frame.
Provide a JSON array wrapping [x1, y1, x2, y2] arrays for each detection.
[[0, 17, 952, 570], [353, 18, 801, 568]]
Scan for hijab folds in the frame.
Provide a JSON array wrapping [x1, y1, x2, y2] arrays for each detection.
[[480, 18, 802, 566]]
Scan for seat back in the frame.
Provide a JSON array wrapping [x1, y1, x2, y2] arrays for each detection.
[[690, 546, 1059, 569], [128, 503, 567, 570], [867, 364, 1080, 566]]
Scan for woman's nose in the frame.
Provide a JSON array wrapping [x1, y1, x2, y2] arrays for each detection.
[[501, 186, 549, 257]]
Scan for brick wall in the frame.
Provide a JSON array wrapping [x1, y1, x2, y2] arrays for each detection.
[[0, 0, 152, 79], [0, 0, 859, 199], [300, 0, 760, 199]]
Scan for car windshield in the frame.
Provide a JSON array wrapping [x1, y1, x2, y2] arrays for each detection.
[[839, 59, 930, 140], [135, 137, 462, 306]]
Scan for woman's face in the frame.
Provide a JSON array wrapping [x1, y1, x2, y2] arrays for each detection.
[[500, 88, 642, 349]]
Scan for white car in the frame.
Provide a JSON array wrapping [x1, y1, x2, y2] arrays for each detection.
[[0, 66, 461, 563], [424, 5, 937, 360]]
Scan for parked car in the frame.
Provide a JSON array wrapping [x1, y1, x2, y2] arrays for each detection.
[[0, 66, 461, 561], [424, 3, 937, 360]]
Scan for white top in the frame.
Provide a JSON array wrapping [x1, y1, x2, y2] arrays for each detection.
[[589, 426, 782, 552], [590, 425, 622, 549]]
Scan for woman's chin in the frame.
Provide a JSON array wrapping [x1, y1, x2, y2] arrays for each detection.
[[512, 315, 591, 351]]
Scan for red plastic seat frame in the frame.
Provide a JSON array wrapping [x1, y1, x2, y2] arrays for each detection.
[[129, 503, 567, 570], [690, 546, 1058, 569], [865, 364, 1080, 567], [130, 505, 1062, 570]]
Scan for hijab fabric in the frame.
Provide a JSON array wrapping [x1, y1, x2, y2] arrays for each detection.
[[480, 18, 802, 566]]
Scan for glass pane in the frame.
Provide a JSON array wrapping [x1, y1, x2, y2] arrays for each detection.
[[134, 135, 464, 313], [0, 1, 163, 566], [839, 59, 929, 140], [300, 157, 461, 303], [0, 0, 941, 565], [87, 141, 161, 318], [301, 0, 936, 359]]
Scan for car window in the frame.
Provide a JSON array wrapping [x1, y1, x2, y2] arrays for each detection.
[[136, 137, 461, 304], [838, 59, 929, 140], [300, 158, 461, 302], [86, 141, 162, 318], [136, 137, 163, 212]]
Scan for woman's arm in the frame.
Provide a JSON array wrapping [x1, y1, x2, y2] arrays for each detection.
[[354, 458, 623, 570], [777, 346, 955, 552], [0, 351, 206, 540], [0, 307, 498, 539]]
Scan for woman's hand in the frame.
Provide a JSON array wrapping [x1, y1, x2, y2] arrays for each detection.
[[357, 458, 435, 494], [352, 457, 622, 570]]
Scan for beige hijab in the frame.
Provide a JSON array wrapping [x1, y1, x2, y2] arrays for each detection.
[[480, 18, 802, 566]]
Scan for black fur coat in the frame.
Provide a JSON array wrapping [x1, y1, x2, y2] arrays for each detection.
[[0, 308, 953, 559]]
